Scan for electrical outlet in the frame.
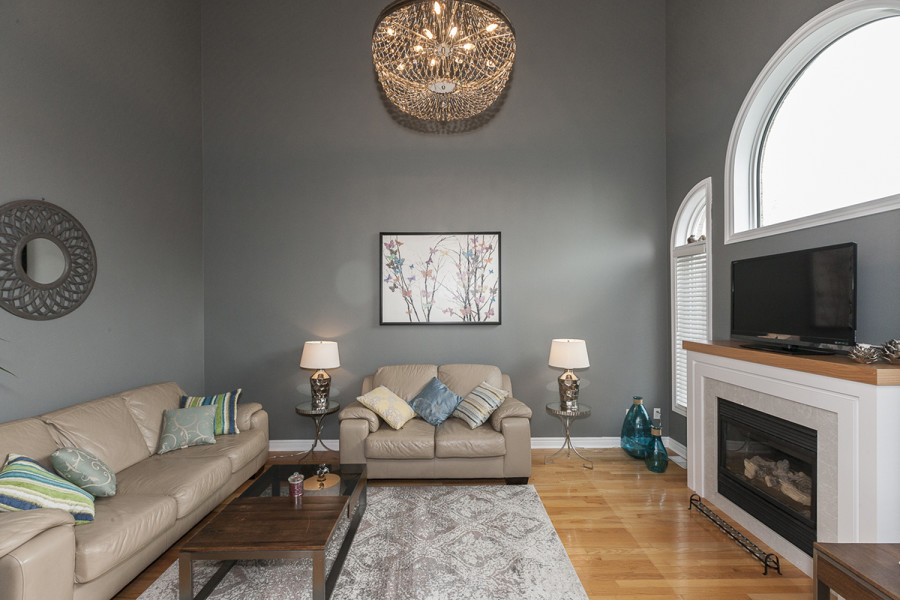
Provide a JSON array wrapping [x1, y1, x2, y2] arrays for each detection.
[[653, 407, 661, 420]]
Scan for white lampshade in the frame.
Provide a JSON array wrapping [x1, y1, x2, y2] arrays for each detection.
[[299, 341, 340, 370], [548, 339, 590, 369]]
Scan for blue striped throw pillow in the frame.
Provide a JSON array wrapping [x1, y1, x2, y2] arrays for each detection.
[[180, 389, 241, 435], [0, 454, 95, 523], [452, 381, 509, 429]]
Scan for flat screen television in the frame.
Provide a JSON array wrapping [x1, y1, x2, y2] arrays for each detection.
[[731, 242, 857, 355]]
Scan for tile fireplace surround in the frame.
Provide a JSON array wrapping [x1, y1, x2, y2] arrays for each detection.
[[685, 341, 900, 576]]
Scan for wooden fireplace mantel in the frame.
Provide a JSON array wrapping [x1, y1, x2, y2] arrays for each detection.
[[683, 340, 900, 386]]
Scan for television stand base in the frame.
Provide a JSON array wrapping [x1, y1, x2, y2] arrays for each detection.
[[740, 343, 835, 356]]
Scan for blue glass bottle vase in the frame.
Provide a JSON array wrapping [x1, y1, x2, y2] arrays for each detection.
[[620, 396, 652, 459], [645, 425, 669, 473]]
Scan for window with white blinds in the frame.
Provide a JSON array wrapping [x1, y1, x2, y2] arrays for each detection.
[[673, 249, 708, 412], [671, 178, 711, 416]]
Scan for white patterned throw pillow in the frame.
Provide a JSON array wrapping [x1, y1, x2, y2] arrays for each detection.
[[452, 381, 509, 429], [357, 386, 417, 430]]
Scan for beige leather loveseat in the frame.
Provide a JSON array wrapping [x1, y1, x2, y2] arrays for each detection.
[[0, 382, 269, 600], [339, 364, 532, 483]]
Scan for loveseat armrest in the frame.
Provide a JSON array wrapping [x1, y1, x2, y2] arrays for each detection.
[[339, 417, 371, 465], [490, 396, 533, 432], [338, 401, 380, 432], [0, 509, 75, 600], [237, 402, 265, 432]]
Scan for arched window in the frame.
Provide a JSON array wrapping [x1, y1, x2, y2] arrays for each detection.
[[725, 0, 900, 243], [671, 178, 711, 416]]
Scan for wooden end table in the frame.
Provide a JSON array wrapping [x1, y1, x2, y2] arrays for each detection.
[[179, 463, 366, 600], [814, 542, 900, 599]]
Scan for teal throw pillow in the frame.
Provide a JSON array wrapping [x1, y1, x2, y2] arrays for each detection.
[[180, 389, 241, 435], [51, 447, 117, 497], [0, 454, 95, 523], [410, 377, 464, 426], [157, 406, 217, 455]]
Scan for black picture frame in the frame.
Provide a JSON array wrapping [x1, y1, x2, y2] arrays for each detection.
[[380, 232, 501, 325]]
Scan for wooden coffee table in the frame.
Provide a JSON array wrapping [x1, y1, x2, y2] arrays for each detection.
[[179, 463, 367, 600]]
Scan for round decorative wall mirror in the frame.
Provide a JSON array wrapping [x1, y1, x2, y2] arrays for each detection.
[[0, 199, 97, 320]]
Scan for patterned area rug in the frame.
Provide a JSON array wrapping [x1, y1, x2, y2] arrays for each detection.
[[138, 485, 587, 600]]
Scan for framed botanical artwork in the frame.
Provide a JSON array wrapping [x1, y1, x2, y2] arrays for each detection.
[[380, 232, 500, 325]]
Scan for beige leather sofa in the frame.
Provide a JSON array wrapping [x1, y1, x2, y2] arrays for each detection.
[[0, 382, 269, 600], [339, 364, 532, 483]]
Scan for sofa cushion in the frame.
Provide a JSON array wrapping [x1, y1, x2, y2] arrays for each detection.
[[170, 427, 267, 473], [452, 381, 509, 429], [435, 419, 506, 458], [0, 418, 60, 469], [358, 386, 417, 430], [41, 396, 150, 474], [373, 364, 437, 402], [437, 364, 503, 397], [156, 406, 217, 455], [0, 454, 95, 523], [116, 455, 231, 519], [410, 378, 463, 426], [51, 447, 117, 497], [122, 382, 185, 454], [74, 493, 177, 583], [365, 418, 435, 459], [180, 389, 242, 435]]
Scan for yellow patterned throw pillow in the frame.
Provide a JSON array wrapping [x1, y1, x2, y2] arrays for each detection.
[[357, 386, 416, 430]]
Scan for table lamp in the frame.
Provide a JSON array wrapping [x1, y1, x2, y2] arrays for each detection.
[[549, 339, 589, 411], [299, 341, 340, 409]]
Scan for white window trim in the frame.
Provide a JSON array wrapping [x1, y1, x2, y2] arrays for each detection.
[[671, 178, 712, 417], [724, 0, 900, 245]]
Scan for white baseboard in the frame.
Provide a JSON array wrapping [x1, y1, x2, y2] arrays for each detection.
[[269, 437, 688, 463], [530, 436, 620, 449]]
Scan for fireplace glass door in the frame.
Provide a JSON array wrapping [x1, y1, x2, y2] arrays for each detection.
[[718, 399, 817, 555]]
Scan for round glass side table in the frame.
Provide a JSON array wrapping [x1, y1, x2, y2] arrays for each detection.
[[544, 402, 594, 470], [294, 400, 340, 461]]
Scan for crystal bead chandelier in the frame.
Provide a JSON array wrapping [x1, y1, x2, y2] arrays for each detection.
[[373, 0, 516, 122]]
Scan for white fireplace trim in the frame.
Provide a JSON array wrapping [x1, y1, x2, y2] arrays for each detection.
[[686, 350, 900, 576]]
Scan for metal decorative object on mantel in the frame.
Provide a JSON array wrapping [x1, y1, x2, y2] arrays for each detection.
[[848, 343, 884, 364], [883, 339, 900, 364], [0, 199, 96, 320]]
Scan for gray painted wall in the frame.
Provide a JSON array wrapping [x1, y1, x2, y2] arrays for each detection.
[[0, 1, 204, 421], [201, 0, 668, 442], [665, 0, 900, 444]]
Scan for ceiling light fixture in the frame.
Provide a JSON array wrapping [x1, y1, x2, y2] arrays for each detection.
[[373, 0, 516, 122]]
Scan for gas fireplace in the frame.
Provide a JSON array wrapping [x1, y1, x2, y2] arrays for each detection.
[[717, 399, 817, 555]]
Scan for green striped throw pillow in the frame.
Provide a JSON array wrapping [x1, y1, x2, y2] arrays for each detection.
[[0, 454, 95, 523], [452, 381, 509, 429], [180, 389, 241, 435]]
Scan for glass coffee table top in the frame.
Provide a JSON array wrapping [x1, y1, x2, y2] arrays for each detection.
[[241, 463, 366, 500]]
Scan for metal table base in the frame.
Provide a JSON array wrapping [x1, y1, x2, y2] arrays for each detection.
[[293, 400, 340, 461], [544, 402, 594, 469]]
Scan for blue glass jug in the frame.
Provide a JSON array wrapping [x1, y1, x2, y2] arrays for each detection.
[[620, 396, 652, 458], [645, 425, 669, 473]]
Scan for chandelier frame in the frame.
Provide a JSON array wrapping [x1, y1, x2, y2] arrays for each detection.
[[373, 0, 516, 122]]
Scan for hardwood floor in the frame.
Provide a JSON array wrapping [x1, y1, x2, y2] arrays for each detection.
[[114, 448, 813, 599]]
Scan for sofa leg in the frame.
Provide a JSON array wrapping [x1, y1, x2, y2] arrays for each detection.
[[505, 477, 528, 485]]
